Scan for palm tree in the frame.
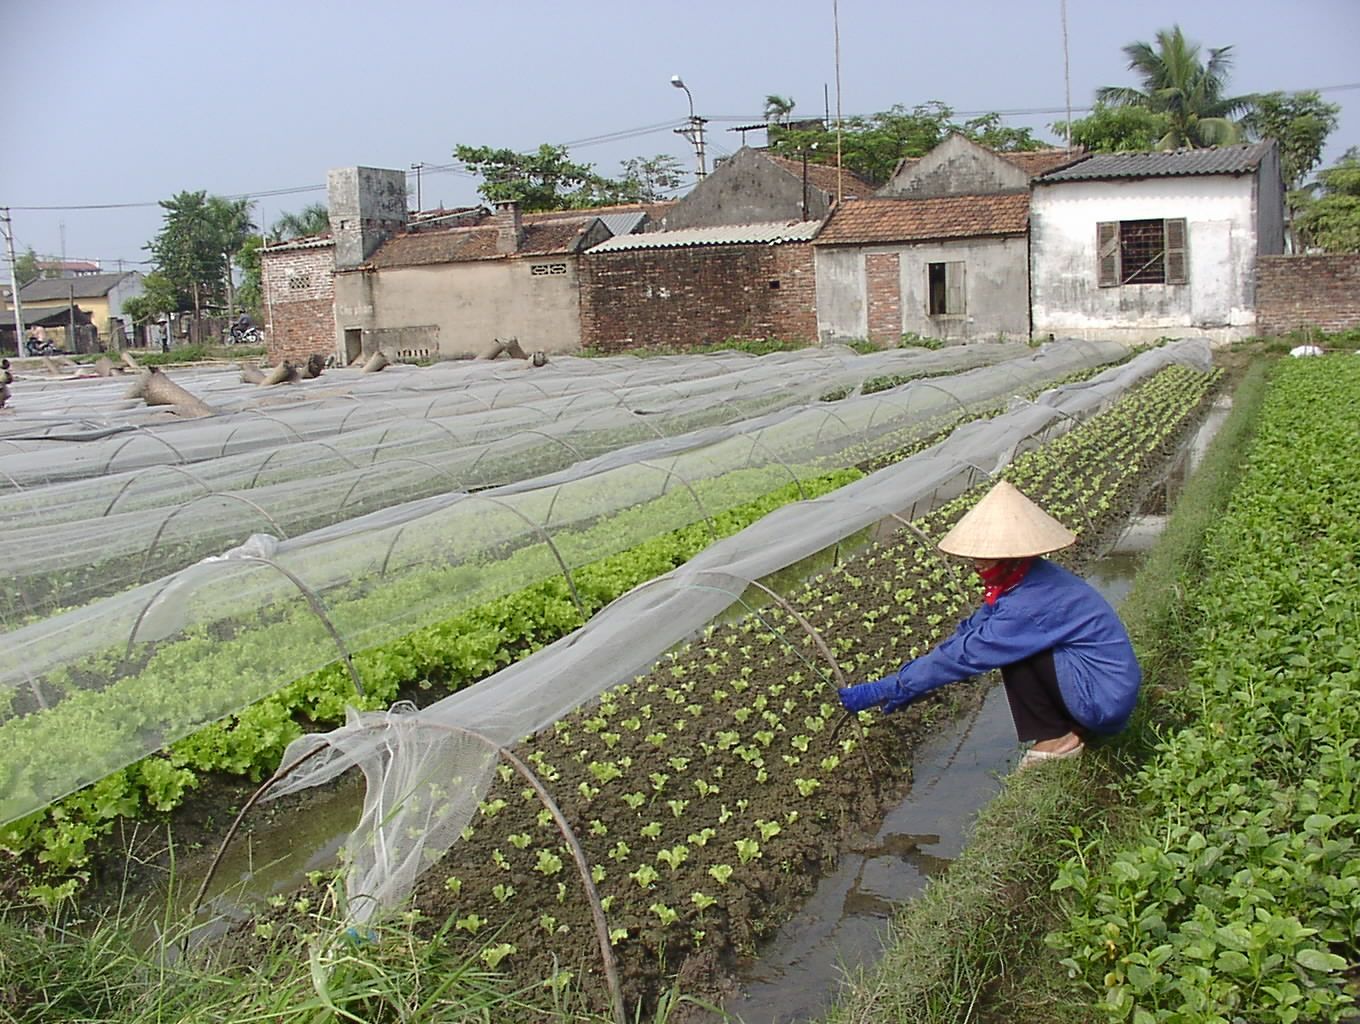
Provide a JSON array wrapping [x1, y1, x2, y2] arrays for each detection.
[[269, 202, 331, 242], [763, 94, 796, 127], [1096, 26, 1254, 149]]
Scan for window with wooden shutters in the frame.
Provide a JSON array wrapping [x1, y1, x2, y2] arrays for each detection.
[[1096, 218, 1188, 286], [927, 261, 966, 315], [1097, 222, 1120, 286], [1164, 218, 1187, 283]]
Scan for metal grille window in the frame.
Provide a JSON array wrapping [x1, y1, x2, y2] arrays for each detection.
[[1098, 219, 1187, 287]]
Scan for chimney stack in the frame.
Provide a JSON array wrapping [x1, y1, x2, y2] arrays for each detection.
[[493, 200, 524, 254]]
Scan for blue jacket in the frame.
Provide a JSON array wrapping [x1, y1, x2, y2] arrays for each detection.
[[869, 558, 1141, 734]]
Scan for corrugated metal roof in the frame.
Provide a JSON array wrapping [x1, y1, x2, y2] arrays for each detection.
[[19, 272, 140, 301], [597, 211, 649, 237], [587, 220, 821, 252], [1039, 141, 1275, 182]]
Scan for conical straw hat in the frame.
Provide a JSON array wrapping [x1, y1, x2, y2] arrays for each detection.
[[937, 480, 1076, 558]]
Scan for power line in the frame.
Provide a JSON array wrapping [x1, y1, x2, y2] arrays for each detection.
[[8, 82, 1359, 214]]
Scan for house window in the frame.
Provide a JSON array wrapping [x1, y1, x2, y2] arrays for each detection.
[[1098, 219, 1187, 286], [927, 261, 965, 316], [529, 262, 568, 276], [287, 273, 312, 291]]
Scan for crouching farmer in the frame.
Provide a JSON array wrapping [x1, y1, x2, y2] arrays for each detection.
[[838, 481, 1141, 769]]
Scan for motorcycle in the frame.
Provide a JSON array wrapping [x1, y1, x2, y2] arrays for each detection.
[[228, 323, 263, 345], [25, 337, 58, 357]]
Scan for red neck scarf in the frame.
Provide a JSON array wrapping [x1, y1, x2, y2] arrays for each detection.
[[977, 557, 1035, 606]]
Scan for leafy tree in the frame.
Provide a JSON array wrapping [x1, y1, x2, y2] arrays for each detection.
[[235, 234, 265, 314], [1096, 25, 1254, 149], [618, 155, 685, 202], [1242, 91, 1340, 190], [454, 144, 627, 211], [1052, 102, 1171, 152], [13, 248, 41, 288], [1295, 147, 1360, 252], [146, 191, 257, 317], [770, 101, 1040, 185], [269, 203, 330, 242], [121, 272, 180, 323], [1242, 91, 1341, 251]]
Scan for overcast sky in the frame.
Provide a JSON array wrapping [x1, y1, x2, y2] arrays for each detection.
[[4, 0, 1357, 270]]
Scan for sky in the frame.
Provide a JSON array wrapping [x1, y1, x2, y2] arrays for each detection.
[[3, 0, 1357, 272]]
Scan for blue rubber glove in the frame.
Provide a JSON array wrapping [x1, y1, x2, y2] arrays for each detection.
[[838, 675, 902, 713], [839, 664, 919, 714]]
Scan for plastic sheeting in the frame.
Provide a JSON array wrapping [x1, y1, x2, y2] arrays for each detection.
[[0, 340, 1139, 824], [2, 342, 1122, 622], [262, 339, 1213, 922]]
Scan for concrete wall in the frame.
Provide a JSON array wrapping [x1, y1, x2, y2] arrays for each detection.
[[579, 243, 817, 351], [660, 148, 831, 230], [1031, 175, 1260, 343], [815, 236, 1030, 343], [328, 167, 408, 269], [263, 245, 337, 365], [1256, 254, 1360, 336], [878, 134, 1030, 198], [334, 256, 583, 359]]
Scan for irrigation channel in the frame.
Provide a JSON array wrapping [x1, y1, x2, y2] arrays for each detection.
[[154, 380, 1234, 1020]]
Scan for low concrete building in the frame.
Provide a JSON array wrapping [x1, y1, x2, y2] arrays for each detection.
[[1029, 140, 1284, 343], [813, 136, 1080, 344]]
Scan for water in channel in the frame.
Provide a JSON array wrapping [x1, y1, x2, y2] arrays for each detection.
[[718, 394, 1231, 1023]]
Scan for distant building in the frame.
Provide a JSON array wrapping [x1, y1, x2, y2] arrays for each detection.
[[33, 259, 103, 278], [2, 271, 145, 351], [814, 135, 1081, 344]]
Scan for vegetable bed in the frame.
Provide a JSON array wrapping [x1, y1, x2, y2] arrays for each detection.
[[353, 364, 1221, 1017]]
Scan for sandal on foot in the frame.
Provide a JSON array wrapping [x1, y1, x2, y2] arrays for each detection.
[[1017, 742, 1084, 771]]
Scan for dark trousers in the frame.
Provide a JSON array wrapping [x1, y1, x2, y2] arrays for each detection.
[[1001, 649, 1080, 742]]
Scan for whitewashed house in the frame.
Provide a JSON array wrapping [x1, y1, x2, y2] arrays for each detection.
[[1029, 141, 1284, 343], [813, 135, 1080, 345]]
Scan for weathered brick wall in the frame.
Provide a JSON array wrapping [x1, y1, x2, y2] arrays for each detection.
[[580, 242, 817, 351], [865, 252, 902, 344], [262, 245, 337, 364], [1256, 254, 1360, 336]]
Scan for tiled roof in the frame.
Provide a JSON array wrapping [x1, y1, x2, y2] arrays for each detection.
[[814, 194, 1030, 245], [532, 201, 675, 221], [1038, 141, 1275, 182], [766, 155, 875, 199], [364, 215, 600, 269], [587, 220, 821, 253], [19, 272, 140, 301]]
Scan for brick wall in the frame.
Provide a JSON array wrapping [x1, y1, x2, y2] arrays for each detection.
[[865, 252, 902, 344], [1256, 254, 1360, 336], [262, 245, 337, 364], [579, 242, 817, 351]]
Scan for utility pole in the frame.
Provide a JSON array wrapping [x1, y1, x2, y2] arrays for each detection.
[[410, 162, 424, 212], [1, 208, 24, 357], [670, 76, 707, 180], [223, 250, 235, 321]]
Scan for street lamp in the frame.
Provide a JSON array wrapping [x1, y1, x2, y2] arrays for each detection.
[[670, 74, 707, 180]]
